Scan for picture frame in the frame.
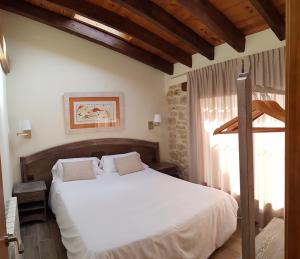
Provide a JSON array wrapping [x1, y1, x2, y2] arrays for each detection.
[[64, 92, 124, 134]]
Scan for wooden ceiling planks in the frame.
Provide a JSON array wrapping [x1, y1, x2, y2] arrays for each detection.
[[26, 0, 178, 64], [209, 0, 269, 35], [167, 0, 246, 52], [48, 0, 192, 67], [1, 0, 174, 74], [250, 0, 285, 40], [153, 0, 285, 42], [28, 0, 179, 64], [89, 0, 197, 55], [106, 0, 214, 59], [0, 0, 286, 74], [153, 0, 271, 45], [25, 0, 73, 18], [152, 0, 223, 46]]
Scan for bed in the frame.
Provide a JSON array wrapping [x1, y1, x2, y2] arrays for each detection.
[[20, 138, 238, 259]]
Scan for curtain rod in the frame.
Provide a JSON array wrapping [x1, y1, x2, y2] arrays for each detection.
[[170, 71, 188, 79]]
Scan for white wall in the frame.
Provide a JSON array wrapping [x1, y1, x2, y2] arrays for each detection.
[[1, 11, 169, 183], [0, 61, 13, 202], [165, 29, 286, 87]]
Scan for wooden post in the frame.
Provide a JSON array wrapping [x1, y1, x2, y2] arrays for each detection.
[[285, 0, 300, 258], [237, 72, 256, 259]]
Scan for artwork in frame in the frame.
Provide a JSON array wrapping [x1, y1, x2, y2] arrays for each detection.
[[64, 92, 124, 134]]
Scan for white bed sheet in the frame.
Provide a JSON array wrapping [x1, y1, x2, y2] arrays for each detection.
[[49, 168, 238, 259]]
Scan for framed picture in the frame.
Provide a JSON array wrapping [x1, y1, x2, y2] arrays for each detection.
[[64, 92, 124, 134]]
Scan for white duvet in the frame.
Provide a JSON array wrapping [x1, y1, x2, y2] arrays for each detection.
[[49, 168, 238, 259]]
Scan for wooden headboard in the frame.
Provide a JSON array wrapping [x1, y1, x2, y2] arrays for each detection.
[[20, 138, 159, 190]]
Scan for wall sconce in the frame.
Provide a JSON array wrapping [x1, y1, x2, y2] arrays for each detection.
[[17, 120, 32, 138], [148, 114, 161, 129]]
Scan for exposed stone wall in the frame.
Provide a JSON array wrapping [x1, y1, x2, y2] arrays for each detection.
[[167, 84, 188, 179]]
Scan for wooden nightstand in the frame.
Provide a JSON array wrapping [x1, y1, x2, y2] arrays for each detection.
[[13, 181, 47, 224], [151, 162, 182, 179]]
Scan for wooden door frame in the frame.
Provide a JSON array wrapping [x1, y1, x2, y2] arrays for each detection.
[[285, 0, 300, 258]]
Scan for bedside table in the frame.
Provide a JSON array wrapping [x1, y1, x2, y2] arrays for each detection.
[[13, 181, 47, 224], [151, 162, 182, 179]]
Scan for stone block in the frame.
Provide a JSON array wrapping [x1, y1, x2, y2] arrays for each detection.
[[178, 112, 186, 120], [180, 95, 187, 104], [168, 117, 176, 124]]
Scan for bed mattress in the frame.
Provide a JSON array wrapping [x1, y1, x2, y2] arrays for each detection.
[[49, 168, 238, 259]]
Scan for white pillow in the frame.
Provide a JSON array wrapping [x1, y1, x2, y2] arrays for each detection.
[[114, 153, 144, 175], [62, 160, 97, 182], [100, 152, 149, 173], [51, 157, 102, 180]]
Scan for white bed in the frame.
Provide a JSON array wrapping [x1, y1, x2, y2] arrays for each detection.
[[49, 168, 238, 259]]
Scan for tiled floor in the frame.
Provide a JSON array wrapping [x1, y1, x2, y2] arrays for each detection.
[[21, 218, 241, 259]]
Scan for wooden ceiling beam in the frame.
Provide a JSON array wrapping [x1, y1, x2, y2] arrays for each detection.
[[47, 0, 192, 67], [112, 0, 214, 60], [0, 0, 173, 74], [175, 0, 245, 52], [250, 0, 285, 41]]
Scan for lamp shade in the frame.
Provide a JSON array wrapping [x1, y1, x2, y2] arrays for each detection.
[[20, 120, 31, 131], [153, 114, 161, 125]]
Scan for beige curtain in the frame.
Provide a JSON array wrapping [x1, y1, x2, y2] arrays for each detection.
[[245, 47, 285, 92], [252, 93, 285, 226], [187, 59, 242, 186], [188, 47, 285, 226]]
